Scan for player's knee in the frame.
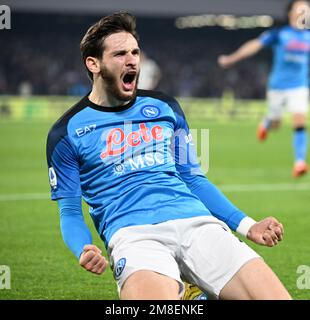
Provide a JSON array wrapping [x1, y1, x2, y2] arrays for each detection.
[[120, 270, 180, 300]]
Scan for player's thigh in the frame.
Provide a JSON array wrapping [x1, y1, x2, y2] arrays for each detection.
[[219, 257, 292, 300], [286, 88, 309, 117], [180, 223, 260, 299], [108, 228, 184, 299], [267, 90, 285, 121], [120, 270, 180, 300]]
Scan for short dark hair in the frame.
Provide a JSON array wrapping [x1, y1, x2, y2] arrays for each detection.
[[286, 0, 309, 15], [80, 12, 139, 80]]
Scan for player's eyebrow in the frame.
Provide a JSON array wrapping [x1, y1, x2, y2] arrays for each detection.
[[113, 48, 140, 56], [132, 48, 140, 54]]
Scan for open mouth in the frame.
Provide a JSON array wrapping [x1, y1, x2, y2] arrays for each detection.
[[122, 72, 136, 91]]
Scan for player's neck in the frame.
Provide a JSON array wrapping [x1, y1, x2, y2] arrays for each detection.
[[89, 82, 130, 108]]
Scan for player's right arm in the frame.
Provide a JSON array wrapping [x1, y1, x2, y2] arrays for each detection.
[[218, 28, 278, 68], [46, 126, 107, 274], [58, 197, 108, 274]]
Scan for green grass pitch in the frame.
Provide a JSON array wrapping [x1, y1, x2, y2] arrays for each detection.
[[0, 108, 309, 299]]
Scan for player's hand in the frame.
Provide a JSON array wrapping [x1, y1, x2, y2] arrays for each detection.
[[79, 244, 108, 275], [218, 55, 234, 69], [246, 217, 284, 247]]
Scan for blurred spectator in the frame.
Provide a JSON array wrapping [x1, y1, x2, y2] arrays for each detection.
[[0, 12, 273, 99], [18, 81, 33, 96], [138, 51, 161, 90]]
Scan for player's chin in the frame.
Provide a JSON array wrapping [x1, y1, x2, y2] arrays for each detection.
[[120, 84, 137, 100]]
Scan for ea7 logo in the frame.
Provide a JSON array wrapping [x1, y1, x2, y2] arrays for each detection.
[[296, 265, 310, 289], [0, 5, 11, 30], [76, 124, 96, 137], [0, 265, 11, 289]]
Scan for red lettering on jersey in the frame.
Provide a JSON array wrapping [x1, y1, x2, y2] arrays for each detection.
[[151, 125, 163, 140], [100, 124, 163, 160], [100, 128, 128, 159], [287, 40, 310, 52], [139, 123, 151, 142]]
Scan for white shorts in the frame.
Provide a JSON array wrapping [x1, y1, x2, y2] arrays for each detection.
[[107, 216, 260, 299], [267, 87, 309, 120]]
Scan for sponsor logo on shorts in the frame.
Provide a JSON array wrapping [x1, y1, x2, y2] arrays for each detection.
[[114, 258, 126, 279]]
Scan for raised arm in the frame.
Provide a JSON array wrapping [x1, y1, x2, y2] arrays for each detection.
[[218, 39, 263, 68], [218, 28, 278, 69]]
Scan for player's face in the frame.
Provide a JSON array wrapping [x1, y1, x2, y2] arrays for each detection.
[[100, 32, 140, 102], [289, 1, 310, 29]]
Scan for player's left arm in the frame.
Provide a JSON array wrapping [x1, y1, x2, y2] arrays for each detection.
[[172, 101, 283, 247]]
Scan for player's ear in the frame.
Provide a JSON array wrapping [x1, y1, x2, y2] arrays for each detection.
[[85, 56, 100, 78]]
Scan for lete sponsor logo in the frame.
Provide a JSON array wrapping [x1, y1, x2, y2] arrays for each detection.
[[100, 123, 163, 160]]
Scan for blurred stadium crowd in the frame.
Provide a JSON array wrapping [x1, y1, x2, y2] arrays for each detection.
[[0, 12, 276, 99]]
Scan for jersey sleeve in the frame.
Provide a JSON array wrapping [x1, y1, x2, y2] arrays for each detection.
[[171, 99, 248, 232], [170, 99, 204, 177], [259, 28, 279, 47], [46, 126, 81, 200], [58, 197, 92, 259]]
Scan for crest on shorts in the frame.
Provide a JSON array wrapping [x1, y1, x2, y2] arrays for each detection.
[[114, 258, 126, 279]]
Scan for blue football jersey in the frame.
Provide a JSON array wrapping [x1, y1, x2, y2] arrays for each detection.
[[259, 25, 310, 90], [46, 90, 212, 245]]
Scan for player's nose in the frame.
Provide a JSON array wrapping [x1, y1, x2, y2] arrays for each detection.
[[126, 52, 138, 67]]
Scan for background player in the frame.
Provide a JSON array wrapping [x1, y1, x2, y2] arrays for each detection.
[[218, 0, 310, 177], [47, 12, 291, 300], [138, 51, 161, 90]]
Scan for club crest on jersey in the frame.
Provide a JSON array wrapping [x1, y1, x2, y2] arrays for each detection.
[[100, 123, 163, 160], [48, 167, 57, 190], [114, 258, 126, 279], [141, 105, 160, 118]]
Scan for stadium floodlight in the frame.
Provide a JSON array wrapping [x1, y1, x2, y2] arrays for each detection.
[[175, 14, 274, 30]]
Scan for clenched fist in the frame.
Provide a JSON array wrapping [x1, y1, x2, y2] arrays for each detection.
[[247, 217, 284, 247], [79, 244, 108, 275]]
